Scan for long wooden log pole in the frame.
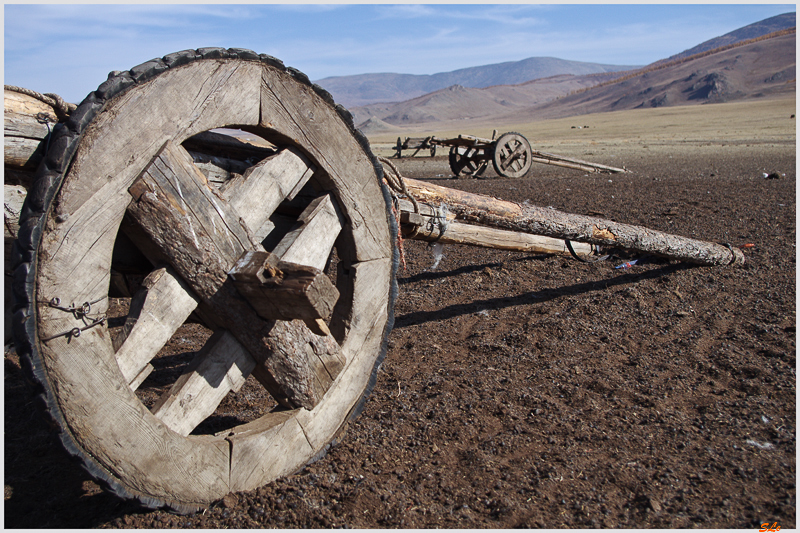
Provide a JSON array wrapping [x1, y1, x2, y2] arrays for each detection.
[[396, 198, 595, 256], [402, 177, 744, 266]]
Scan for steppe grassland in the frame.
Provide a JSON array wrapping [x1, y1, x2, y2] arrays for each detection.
[[367, 95, 796, 161]]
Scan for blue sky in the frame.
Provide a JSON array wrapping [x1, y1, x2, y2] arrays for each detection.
[[4, 4, 795, 104]]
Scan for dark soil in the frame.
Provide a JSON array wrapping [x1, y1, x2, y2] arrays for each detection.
[[5, 145, 795, 528]]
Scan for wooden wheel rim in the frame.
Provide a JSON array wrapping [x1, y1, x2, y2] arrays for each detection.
[[18, 51, 397, 511], [492, 132, 532, 178]]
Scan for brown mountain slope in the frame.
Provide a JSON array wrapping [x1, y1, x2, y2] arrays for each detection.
[[353, 72, 623, 128], [317, 57, 639, 108], [661, 12, 795, 63], [492, 31, 796, 123]]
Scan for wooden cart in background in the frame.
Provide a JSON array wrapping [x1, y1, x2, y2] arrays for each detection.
[[392, 135, 436, 158], [430, 131, 629, 178]]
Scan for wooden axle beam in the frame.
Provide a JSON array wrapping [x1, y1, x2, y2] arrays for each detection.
[[529, 149, 628, 174]]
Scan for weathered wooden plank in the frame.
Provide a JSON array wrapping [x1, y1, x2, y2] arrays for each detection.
[[431, 134, 494, 147], [228, 250, 340, 322], [36, 298, 232, 505], [4, 136, 47, 169], [182, 130, 275, 162], [127, 140, 260, 300], [529, 149, 628, 174], [271, 193, 344, 272], [4, 90, 59, 123], [128, 364, 154, 391], [233, 190, 348, 402], [114, 267, 200, 387], [4, 90, 58, 167], [187, 150, 250, 185], [296, 258, 392, 450], [220, 147, 316, 242], [225, 255, 387, 494], [151, 330, 256, 436], [226, 411, 314, 493], [396, 197, 592, 255]]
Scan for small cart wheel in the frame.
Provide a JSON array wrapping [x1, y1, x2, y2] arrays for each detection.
[[448, 145, 484, 176], [492, 132, 532, 178]]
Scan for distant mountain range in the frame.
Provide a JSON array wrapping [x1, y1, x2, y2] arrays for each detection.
[[317, 12, 794, 111], [340, 12, 795, 133], [316, 58, 641, 108]]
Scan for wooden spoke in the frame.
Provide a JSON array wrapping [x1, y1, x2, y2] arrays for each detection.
[[128, 364, 155, 391], [492, 132, 533, 178], [126, 139, 338, 409], [271, 193, 344, 271], [114, 267, 200, 388], [151, 330, 256, 437], [220, 146, 316, 243], [127, 139, 259, 298], [126, 137, 352, 411]]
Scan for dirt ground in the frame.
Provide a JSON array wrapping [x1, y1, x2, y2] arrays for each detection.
[[4, 126, 796, 527]]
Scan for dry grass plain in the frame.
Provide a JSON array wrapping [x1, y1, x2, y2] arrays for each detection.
[[368, 95, 796, 164]]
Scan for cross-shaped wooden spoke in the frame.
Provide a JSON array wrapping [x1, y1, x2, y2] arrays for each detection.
[[493, 133, 532, 178], [499, 141, 526, 171], [117, 139, 346, 436]]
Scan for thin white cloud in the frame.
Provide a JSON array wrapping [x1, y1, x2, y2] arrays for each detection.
[[375, 4, 440, 19]]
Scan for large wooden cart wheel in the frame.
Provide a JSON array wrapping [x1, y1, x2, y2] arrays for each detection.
[[448, 145, 487, 177], [492, 132, 532, 178], [11, 48, 397, 512]]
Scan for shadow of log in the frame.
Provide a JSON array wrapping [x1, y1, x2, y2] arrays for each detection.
[[394, 262, 694, 329]]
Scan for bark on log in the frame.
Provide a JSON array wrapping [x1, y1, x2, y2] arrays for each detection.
[[402, 177, 744, 266]]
